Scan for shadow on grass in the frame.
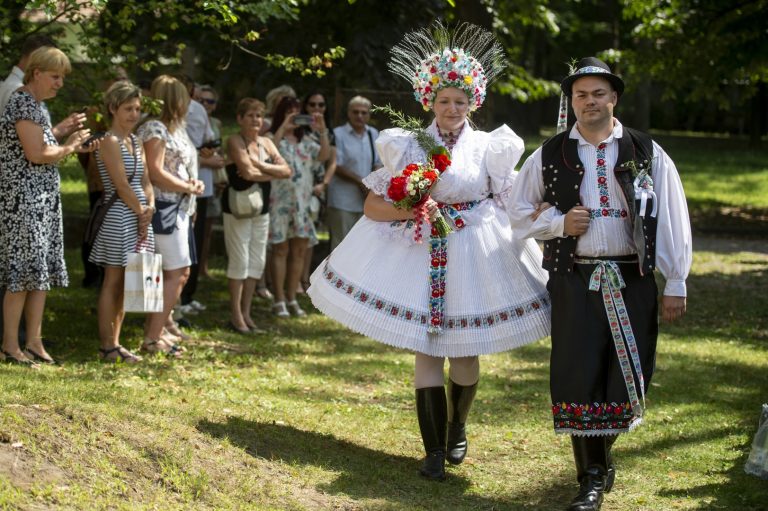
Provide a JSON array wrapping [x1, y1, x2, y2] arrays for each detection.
[[197, 416, 575, 510]]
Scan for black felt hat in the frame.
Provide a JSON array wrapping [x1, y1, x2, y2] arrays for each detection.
[[560, 57, 625, 97]]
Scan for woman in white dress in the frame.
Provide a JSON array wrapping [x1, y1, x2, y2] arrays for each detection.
[[308, 23, 551, 480]]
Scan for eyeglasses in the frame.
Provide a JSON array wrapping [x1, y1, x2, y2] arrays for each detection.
[[351, 109, 370, 116], [308, 101, 325, 108], [201, 98, 217, 105]]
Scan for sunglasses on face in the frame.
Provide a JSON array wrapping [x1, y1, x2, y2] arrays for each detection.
[[351, 110, 370, 116], [308, 101, 325, 108], [201, 98, 217, 105]]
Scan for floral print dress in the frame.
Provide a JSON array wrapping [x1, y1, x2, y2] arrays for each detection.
[[269, 135, 321, 244], [0, 91, 68, 292]]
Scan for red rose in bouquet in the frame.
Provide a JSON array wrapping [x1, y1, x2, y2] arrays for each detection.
[[385, 149, 454, 241], [431, 153, 450, 172]]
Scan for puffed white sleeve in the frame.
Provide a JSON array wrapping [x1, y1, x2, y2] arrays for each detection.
[[362, 167, 392, 197], [484, 125, 525, 198], [374, 127, 413, 175]]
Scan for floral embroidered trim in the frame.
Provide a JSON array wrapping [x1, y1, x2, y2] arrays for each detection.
[[322, 263, 549, 330], [589, 207, 628, 219], [552, 401, 635, 432], [595, 142, 611, 208]]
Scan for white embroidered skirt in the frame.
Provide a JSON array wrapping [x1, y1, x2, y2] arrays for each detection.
[[308, 203, 551, 357]]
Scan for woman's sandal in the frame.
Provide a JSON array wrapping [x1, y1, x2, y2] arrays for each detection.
[[286, 300, 307, 317], [1, 349, 39, 368], [98, 345, 142, 364], [165, 322, 191, 341], [141, 339, 184, 358], [272, 301, 290, 318], [23, 347, 58, 365]]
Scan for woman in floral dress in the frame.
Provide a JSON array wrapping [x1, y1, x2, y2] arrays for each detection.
[[0, 47, 94, 367], [267, 96, 330, 317]]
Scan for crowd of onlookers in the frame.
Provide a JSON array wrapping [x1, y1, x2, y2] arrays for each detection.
[[0, 36, 381, 367]]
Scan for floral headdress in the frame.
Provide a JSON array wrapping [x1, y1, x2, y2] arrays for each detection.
[[388, 21, 506, 112]]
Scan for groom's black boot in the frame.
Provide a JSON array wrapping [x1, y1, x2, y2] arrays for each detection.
[[446, 379, 478, 465], [567, 436, 608, 511], [415, 386, 447, 481]]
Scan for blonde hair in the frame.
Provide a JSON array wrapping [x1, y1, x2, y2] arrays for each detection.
[[23, 47, 71, 84], [104, 81, 141, 119], [150, 75, 190, 130], [265, 85, 296, 115], [236, 98, 265, 118]]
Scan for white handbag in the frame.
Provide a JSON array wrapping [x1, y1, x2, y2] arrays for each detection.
[[124, 251, 164, 313]]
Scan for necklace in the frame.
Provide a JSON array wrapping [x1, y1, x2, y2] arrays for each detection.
[[436, 123, 464, 151]]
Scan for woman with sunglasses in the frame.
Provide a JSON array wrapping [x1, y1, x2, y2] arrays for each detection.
[[299, 91, 336, 292]]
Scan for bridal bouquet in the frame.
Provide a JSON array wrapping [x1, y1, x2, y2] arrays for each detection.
[[386, 151, 453, 242], [374, 104, 454, 242]]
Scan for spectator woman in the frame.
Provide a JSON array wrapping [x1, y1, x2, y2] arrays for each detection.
[[137, 75, 204, 356], [300, 91, 336, 292], [0, 47, 94, 366], [224, 98, 291, 332], [90, 81, 155, 363], [267, 96, 330, 317]]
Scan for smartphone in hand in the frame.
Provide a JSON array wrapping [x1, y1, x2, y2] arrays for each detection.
[[81, 131, 107, 148]]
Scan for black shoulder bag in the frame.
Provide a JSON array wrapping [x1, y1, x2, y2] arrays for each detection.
[[84, 135, 139, 246]]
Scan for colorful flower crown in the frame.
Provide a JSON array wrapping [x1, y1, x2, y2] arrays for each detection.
[[414, 48, 487, 111], [389, 22, 505, 113]]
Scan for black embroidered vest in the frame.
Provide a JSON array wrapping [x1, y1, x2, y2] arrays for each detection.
[[540, 127, 657, 275]]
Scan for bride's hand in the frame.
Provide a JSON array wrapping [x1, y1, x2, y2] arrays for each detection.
[[531, 201, 553, 221], [424, 198, 440, 222]]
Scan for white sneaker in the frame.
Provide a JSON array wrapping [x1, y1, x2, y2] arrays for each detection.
[[178, 304, 199, 316], [189, 300, 206, 311]]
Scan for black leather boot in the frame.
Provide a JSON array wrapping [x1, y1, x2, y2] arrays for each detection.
[[567, 436, 608, 511], [604, 435, 618, 493], [415, 386, 447, 481], [446, 379, 478, 465]]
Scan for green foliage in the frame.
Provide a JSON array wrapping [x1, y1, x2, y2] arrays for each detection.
[[371, 103, 442, 155], [0, 0, 344, 81], [619, 0, 768, 105]]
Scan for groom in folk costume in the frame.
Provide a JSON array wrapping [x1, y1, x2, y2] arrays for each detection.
[[508, 57, 692, 510]]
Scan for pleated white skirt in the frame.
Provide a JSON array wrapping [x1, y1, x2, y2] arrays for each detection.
[[308, 202, 551, 357]]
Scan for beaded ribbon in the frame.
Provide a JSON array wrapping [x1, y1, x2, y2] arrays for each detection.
[[427, 200, 481, 334], [577, 258, 646, 419]]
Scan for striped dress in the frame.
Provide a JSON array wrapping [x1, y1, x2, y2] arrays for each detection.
[[89, 134, 155, 267]]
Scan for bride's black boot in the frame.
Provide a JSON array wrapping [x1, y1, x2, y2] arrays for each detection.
[[415, 386, 447, 481], [446, 379, 477, 465]]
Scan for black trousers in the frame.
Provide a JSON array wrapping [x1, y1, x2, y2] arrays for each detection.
[[181, 197, 206, 305], [548, 259, 658, 435]]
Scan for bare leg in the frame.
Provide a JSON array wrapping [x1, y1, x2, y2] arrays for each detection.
[[2, 290, 28, 359], [286, 237, 308, 303], [241, 277, 258, 328], [228, 278, 247, 329], [145, 267, 190, 341], [22, 290, 50, 359], [98, 266, 125, 350], [271, 241, 289, 304]]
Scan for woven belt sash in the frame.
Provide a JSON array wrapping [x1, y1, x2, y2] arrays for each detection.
[[574, 257, 646, 418], [426, 199, 482, 334]]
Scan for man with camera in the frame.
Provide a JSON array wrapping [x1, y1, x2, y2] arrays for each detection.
[[328, 95, 382, 250]]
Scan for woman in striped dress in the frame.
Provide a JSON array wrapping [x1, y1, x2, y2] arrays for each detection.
[[90, 81, 155, 363]]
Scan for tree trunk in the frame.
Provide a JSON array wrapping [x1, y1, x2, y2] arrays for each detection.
[[749, 83, 767, 147]]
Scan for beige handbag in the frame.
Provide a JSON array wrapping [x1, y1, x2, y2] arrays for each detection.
[[225, 136, 265, 219]]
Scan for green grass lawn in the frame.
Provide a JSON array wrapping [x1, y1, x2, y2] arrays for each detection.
[[1, 134, 767, 510]]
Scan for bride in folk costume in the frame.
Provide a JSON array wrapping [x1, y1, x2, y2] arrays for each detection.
[[308, 22, 550, 481]]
